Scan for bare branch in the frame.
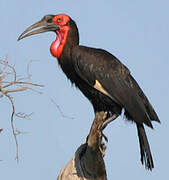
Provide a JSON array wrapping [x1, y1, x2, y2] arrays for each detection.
[[16, 112, 34, 120], [28, 87, 43, 94], [2, 81, 44, 89], [0, 60, 17, 82], [0, 58, 44, 161], [4, 93, 19, 162], [50, 97, 74, 119], [3, 87, 29, 94], [15, 129, 29, 135]]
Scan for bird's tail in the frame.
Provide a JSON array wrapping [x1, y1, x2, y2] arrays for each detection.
[[136, 123, 154, 170]]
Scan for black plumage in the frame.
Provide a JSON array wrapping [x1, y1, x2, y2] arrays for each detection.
[[59, 19, 160, 170]]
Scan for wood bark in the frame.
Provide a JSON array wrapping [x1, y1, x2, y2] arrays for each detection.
[[57, 112, 108, 180]]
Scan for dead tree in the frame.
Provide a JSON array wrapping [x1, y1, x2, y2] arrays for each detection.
[[57, 112, 108, 180]]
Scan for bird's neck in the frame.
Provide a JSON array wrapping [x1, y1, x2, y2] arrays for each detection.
[[50, 26, 70, 58], [50, 22, 79, 61], [57, 24, 79, 81]]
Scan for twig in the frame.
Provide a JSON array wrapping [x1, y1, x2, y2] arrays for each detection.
[[16, 112, 34, 120], [2, 81, 44, 89], [28, 87, 43, 94], [4, 93, 19, 162], [3, 87, 29, 93], [50, 97, 74, 119], [0, 60, 17, 82]]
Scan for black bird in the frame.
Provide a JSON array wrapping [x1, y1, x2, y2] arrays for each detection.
[[18, 14, 160, 170]]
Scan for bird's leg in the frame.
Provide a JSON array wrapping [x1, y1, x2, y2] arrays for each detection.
[[99, 141, 107, 157], [99, 113, 118, 143], [102, 114, 118, 130], [86, 113, 118, 143], [102, 133, 108, 142]]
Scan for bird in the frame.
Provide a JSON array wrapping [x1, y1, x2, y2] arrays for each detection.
[[18, 14, 160, 170]]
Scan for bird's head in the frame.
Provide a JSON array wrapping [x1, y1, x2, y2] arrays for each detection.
[[18, 14, 79, 58]]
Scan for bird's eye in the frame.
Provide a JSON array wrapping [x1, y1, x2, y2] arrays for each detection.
[[57, 18, 62, 22]]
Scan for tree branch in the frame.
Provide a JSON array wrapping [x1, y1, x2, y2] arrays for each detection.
[[0, 58, 44, 161], [57, 112, 108, 180]]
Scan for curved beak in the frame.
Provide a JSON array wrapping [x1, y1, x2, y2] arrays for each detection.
[[18, 15, 59, 41]]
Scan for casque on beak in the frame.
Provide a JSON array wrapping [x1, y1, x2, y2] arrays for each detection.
[[18, 15, 59, 41]]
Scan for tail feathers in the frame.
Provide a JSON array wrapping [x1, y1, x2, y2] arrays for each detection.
[[136, 124, 154, 170], [145, 103, 161, 123]]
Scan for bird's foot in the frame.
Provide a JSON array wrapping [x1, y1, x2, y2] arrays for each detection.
[[102, 132, 108, 142], [102, 114, 118, 130], [99, 141, 107, 157]]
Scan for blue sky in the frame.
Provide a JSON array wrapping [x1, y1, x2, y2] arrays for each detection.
[[0, 0, 168, 179]]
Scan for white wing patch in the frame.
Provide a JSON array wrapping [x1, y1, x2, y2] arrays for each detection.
[[94, 80, 119, 104], [93, 80, 111, 97]]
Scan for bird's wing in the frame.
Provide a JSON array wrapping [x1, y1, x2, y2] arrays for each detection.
[[72, 46, 154, 127]]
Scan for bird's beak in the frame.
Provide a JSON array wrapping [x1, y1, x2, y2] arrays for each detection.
[[18, 15, 59, 41]]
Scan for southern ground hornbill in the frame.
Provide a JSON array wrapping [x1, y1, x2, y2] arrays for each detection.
[[18, 14, 160, 170]]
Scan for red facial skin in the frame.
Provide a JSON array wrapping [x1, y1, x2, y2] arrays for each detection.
[[50, 14, 70, 58]]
